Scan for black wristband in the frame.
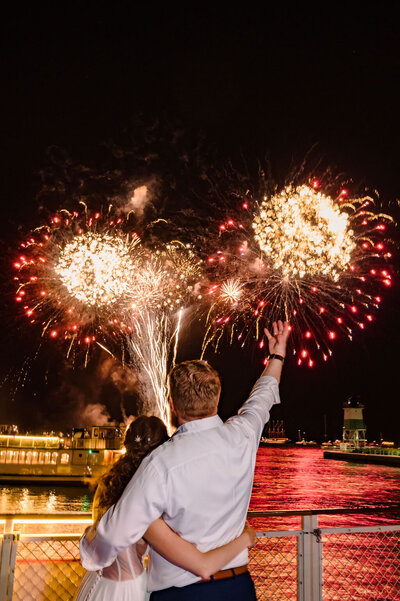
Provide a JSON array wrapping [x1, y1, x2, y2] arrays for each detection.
[[269, 353, 285, 362]]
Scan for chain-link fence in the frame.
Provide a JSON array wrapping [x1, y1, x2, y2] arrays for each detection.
[[12, 537, 84, 601], [321, 527, 400, 601], [249, 532, 299, 600], [1, 512, 400, 601]]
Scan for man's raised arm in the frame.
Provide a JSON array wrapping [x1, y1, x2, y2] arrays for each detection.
[[230, 320, 290, 441], [80, 459, 166, 571]]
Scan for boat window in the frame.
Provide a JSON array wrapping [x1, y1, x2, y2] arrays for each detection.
[[32, 451, 38, 464], [19, 451, 26, 464], [6, 450, 18, 463], [51, 452, 58, 464], [60, 453, 70, 464], [38, 452, 45, 464], [0, 450, 6, 462], [44, 452, 51, 464], [26, 451, 32, 464]]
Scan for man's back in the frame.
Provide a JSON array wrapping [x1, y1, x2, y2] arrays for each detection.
[[145, 412, 259, 589]]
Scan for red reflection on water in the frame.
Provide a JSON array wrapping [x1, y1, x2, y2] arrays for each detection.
[[250, 448, 400, 530]]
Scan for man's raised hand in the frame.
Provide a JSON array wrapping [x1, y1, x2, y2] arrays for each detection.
[[264, 320, 290, 357]]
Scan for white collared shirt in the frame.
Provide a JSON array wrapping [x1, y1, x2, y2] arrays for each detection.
[[80, 375, 279, 590]]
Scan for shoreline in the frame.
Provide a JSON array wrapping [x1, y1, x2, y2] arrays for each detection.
[[324, 450, 400, 467]]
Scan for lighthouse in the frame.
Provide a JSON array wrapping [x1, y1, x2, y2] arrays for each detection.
[[342, 395, 366, 448]]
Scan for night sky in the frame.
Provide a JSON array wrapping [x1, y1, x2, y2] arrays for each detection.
[[1, 5, 399, 442]]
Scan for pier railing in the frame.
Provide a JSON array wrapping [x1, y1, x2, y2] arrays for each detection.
[[0, 507, 399, 601]]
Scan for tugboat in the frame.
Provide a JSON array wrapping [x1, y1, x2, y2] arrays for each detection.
[[0, 424, 125, 484]]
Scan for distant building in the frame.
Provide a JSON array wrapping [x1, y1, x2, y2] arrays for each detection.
[[342, 396, 366, 447]]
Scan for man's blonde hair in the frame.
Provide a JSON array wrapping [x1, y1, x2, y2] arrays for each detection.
[[168, 360, 221, 420]]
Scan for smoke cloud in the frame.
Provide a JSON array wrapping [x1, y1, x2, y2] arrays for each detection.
[[79, 403, 114, 427], [119, 179, 159, 216], [99, 356, 139, 393], [126, 185, 150, 216], [25, 353, 147, 433]]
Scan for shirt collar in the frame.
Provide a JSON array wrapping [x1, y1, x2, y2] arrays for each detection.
[[174, 414, 223, 435]]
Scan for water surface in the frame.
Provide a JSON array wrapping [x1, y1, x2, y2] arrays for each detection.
[[1, 448, 399, 527]]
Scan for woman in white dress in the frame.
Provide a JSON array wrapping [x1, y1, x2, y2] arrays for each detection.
[[76, 416, 255, 601]]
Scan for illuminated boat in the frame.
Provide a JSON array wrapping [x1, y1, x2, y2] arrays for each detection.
[[259, 438, 291, 446], [0, 425, 124, 484], [259, 420, 291, 446]]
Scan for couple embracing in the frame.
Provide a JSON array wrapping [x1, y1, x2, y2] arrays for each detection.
[[79, 321, 289, 600]]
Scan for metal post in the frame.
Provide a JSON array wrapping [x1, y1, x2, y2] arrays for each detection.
[[0, 533, 18, 601], [297, 532, 305, 601], [300, 515, 323, 601], [4, 519, 13, 534], [7, 533, 18, 601]]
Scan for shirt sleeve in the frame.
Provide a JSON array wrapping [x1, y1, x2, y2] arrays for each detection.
[[227, 375, 280, 442], [80, 458, 166, 571]]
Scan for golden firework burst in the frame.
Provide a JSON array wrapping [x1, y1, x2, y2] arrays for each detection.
[[252, 184, 356, 281]]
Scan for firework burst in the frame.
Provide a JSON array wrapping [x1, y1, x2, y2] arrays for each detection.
[[14, 210, 145, 363], [203, 181, 394, 366], [14, 208, 201, 427], [219, 279, 243, 304]]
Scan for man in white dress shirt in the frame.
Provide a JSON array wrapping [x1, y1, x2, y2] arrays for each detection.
[[80, 320, 290, 600]]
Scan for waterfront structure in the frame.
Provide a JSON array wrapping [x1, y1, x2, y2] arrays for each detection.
[[260, 420, 290, 446], [0, 425, 124, 483], [342, 395, 366, 448], [323, 396, 400, 464]]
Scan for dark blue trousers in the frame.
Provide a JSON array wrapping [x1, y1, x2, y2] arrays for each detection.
[[149, 571, 257, 601]]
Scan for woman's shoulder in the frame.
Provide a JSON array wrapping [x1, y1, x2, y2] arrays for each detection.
[[135, 438, 172, 471]]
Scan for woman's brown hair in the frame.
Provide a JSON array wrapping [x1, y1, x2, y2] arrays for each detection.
[[95, 416, 168, 516]]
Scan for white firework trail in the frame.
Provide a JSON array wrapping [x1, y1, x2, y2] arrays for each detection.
[[129, 309, 183, 434]]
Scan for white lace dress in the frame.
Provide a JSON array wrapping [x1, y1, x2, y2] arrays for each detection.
[[75, 543, 149, 601]]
